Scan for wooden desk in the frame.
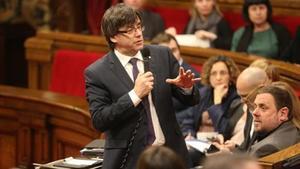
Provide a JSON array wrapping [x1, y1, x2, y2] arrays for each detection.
[[259, 143, 300, 169]]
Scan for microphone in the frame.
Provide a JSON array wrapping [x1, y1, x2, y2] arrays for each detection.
[[141, 47, 151, 72]]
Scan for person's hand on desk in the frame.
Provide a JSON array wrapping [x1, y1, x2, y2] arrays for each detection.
[[195, 30, 217, 41], [134, 72, 154, 98], [210, 134, 237, 152], [166, 67, 201, 89]]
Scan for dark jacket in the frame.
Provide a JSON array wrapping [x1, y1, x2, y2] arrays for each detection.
[[140, 10, 165, 40], [282, 25, 300, 64], [213, 18, 233, 50], [248, 121, 300, 158], [181, 85, 242, 140]]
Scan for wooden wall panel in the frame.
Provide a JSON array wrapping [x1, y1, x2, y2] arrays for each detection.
[[0, 85, 101, 168], [0, 134, 16, 169]]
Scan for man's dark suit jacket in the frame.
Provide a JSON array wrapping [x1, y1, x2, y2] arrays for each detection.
[[85, 45, 199, 169], [248, 121, 300, 158]]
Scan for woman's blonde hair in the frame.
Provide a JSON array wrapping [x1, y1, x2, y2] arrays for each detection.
[[250, 59, 280, 82], [190, 0, 222, 19]]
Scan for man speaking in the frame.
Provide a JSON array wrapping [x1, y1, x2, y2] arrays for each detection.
[[84, 3, 200, 169]]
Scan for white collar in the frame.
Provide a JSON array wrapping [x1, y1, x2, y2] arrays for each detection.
[[114, 49, 143, 67]]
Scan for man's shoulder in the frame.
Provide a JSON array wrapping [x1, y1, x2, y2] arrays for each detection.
[[255, 121, 299, 149], [85, 52, 111, 72]]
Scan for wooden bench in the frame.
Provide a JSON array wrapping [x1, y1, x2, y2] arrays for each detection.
[[0, 85, 100, 168], [25, 31, 300, 93]]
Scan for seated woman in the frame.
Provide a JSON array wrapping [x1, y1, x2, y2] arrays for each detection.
[[182, 56, 242, 166], [183, 56, 242, 140], [231, 0, 291, 60], [166, 0, 232, 49]]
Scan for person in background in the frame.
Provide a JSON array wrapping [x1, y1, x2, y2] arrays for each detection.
[[182, 56, 241, 166], [183, 56, 241, 140], [203, 153, 262, 169], [137, 146, 187, 169], [151, 32, 202, 88], [282, 25, 300, 65], [85, 3, 200, 169], [213, 67, 270, 152], [167, 0, 232, 49], [122, 0, 165, 40], [231, 0, 291, 60], [249, 58, 280, 82], [214, 83, 300, 158], [151, 32, 202, 133], [246, 84, 300, 157]]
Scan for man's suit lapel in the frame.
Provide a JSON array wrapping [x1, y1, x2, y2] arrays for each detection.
[[108, 52, 134, 90]]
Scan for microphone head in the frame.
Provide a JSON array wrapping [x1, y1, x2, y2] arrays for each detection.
[[141, 47, 150, 58], [141, 47, 150, 72]]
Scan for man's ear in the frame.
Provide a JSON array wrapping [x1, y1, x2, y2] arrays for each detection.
[[110, 36, 117, 43], [279, 107, 289, 122]]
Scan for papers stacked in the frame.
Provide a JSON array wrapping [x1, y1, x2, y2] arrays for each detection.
[[37, 157, 103, 169], [80, 139, 105, 158], [53, 157, 103, 168], [185, 139, 211, 153]]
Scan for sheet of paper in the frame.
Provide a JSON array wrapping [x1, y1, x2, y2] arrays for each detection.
[[185, 139, 211, 153], [64, 157, 100, 165], [175, 34, 210, 48]]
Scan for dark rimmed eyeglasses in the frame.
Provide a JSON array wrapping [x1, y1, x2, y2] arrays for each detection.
[[117, 25, 145, 35]]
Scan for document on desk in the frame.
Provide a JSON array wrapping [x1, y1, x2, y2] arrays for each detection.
[[185, 139, 211, 153], [53, 157, 103, 169], [64, 157, 99, 165], [175, 34, 210, 48]]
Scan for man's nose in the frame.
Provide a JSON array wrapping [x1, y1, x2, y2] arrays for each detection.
[[252, 108, 259, 116], [135, 28, 143, 36]]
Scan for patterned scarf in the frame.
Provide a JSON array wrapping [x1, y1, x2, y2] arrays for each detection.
[[185, 9, 222, 35]]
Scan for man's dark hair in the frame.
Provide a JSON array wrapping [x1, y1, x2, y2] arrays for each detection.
[[137, 146, 186, 169], [242, 0, 273, 24], [257, 85, 293, 120], [101, 3, 141, 49], [151, 32, 180, 49]]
